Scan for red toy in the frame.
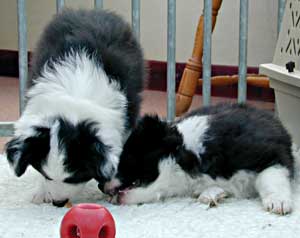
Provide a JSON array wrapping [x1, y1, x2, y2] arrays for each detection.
[[60, 203, 116, 238]]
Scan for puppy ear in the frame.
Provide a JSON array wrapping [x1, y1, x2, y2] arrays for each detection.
[[5, 137, 27, 176], [137, 114, 165, 130], [5, 127, 50, 177], [135, 115, 170, 138]]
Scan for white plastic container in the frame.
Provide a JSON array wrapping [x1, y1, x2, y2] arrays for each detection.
[[260, 0, 300, 146]]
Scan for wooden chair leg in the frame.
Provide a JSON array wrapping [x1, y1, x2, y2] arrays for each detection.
[[198, 74, 269, 88], [176, 0, 223, 116], [176, 58, 202, 116]]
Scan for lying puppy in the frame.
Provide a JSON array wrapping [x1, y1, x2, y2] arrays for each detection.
[[5, 9, 144, 206], [104, 103, 294, 215]]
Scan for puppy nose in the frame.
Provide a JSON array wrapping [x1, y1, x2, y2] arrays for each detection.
[[99, 184, 117, 196], [100, 178, 122, 195], [52, 199, 69, 207], [106, 188, 118, 196], [98, 183, 117, 195]]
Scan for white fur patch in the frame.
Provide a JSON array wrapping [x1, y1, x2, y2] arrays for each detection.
[[255, 165, 292, 214], [176, 116, 209, 156], [118, 157, 258, 205], [42, 120, 66, 180], [101, 153, 119, 179], [118, 157, 191, 204]]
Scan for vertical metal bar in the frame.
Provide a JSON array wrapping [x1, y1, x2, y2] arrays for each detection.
[[276, 0, 285, 115], [203, 0, 212, 106], [131, 0, 140, 40], [0, 122, 15, 137], [56, 0, 65, 13], [94, 0, 103, 9], [167, 0, 176, 121], [238, 0, 249, 103], [17, 0, 28, 114], [277, 0, 286, 36]]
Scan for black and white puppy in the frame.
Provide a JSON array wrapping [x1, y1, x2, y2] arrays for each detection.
[[104, 103, 294, 215], [4, 9, 144, 206]]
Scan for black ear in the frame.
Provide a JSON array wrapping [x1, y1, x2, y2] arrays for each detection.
[[134, 115, 183, 153], [5, 127, 50, 177], [137, 115, 167, 131], [135, 115, 170, 139]]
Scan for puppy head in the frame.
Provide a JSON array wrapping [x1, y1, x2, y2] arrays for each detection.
[[5, 117, 117, 203], [102, 115, 183, 195]]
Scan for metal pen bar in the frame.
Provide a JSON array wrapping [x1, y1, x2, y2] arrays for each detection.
[[202, 0, 212, 106], [131, 0, 140, 40], [56, 0, 65, 13], [275, 0, 285, 116], [277, 0, 286, 36], [94, 0, 103, 9], [0, 122, 15, 137], [238, 0, 249, 103], [167, 0, 176, 121], [17, 0, 28, 114]]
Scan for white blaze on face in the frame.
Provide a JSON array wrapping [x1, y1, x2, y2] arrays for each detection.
[[34, 120, 80, 201], [41, 120, 72, 182], [101, 153, 119, 180]]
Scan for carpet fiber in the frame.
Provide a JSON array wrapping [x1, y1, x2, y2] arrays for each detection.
[[1, 148, 300, 238]]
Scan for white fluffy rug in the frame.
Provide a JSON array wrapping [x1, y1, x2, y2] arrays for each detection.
[[1, 149, 300, 238]]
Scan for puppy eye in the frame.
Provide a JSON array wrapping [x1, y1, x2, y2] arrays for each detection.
[[132, 179, 141, 187]]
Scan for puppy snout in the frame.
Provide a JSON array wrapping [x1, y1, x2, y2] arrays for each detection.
[[52, 199, 69, 207], [98, 183, 117, 196], [106, 187, 118, 196], [101, 178, 122, 196]]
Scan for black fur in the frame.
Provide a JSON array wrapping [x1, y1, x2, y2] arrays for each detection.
[[112, 103, 294, 191], [30, 9, 145, 129], [198, 104, 294, 179], [57, 118, 111, 184]]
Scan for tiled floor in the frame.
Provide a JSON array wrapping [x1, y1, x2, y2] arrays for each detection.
[[0, 76, 274, 151]]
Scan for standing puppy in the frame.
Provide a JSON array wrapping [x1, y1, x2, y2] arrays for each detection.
[[5, 9, 144, 206], [104, 103, 294, 215]]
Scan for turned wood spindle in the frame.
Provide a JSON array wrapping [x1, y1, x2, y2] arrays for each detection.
[[176, 0, 223, 116]]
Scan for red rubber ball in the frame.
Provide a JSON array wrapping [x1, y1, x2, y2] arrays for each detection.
[[60, 203, 116, 238]]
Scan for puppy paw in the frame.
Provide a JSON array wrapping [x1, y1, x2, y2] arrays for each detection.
[[198, 186, 227, 207], [105, 195, 118, 205], [31, 190, 52, 204], [262, 195, 292, 215]]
